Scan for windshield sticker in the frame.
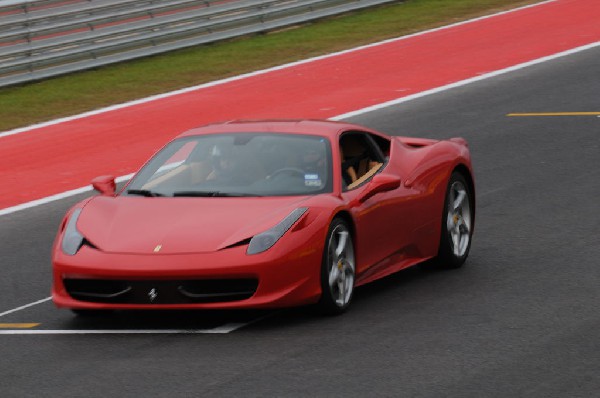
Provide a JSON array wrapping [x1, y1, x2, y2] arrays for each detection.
[[305, 174, 322, 187]]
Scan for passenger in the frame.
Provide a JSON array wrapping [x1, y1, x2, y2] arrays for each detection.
[[206, 142, 265, 184], [340, 146, 358, 185], [207, 143, 237, 182]]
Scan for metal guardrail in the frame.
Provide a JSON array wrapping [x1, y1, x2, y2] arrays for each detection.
[[0, 0, 398, 87]]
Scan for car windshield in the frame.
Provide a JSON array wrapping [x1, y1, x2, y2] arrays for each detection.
[[124, 133, 332, 197]]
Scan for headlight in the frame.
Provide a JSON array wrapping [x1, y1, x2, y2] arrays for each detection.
[[61, 208, 84, 255], [247, 208, 308, 255]]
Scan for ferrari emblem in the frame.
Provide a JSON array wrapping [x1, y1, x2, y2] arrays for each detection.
[[148, 288, 158, 302], [154, 244, 162, 253]]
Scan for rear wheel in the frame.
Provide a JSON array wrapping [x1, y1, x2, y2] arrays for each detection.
[[317, 218, 355, 315], [436, 172, 473, 268]]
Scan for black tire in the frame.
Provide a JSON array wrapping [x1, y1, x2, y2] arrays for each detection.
[[317, 218, 356, 315], [435, 171, 474, 269]]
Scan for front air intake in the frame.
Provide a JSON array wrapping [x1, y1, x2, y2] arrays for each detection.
[[64, 278, 258, 304]]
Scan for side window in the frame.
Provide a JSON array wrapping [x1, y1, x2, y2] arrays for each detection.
[[340, 132, 387, 190], [369, 133, 391, 158]]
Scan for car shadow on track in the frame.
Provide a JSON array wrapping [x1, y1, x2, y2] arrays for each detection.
[[56, 260, 468, 332], [62, 308, 276, 331], [247, 260, 468, 331]]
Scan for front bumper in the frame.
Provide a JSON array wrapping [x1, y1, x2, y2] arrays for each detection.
[[52, 241, 323, 310]]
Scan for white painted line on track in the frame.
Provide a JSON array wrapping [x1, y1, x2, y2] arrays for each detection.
[[0, 173, 133, 217], [0, 328, 241, 335], [2, 39, 598, 219], [332, 40, 600, 121], [0, 295, 277, 334], [0, 0, 556, 140], [0, 298, 255, 334], [0, 187, 89, 217], [0, 297, 52, 318]]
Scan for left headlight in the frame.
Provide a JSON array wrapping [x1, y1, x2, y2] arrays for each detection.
[[61, 208, 85, 256], [247, 208, 308, 255]]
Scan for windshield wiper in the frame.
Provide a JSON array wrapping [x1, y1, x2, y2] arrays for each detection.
[[172, 191, 261, 197], [126, 189, 165, 197]]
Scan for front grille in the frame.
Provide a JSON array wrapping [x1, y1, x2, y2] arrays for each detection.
[[63, 278, 258, 304]]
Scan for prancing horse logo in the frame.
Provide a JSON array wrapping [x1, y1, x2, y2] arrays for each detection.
[[148, 288, 158, 302]]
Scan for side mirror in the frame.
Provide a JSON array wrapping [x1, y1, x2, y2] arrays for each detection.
[[91, 175, 116, 196], [358, 173, 401, 203]]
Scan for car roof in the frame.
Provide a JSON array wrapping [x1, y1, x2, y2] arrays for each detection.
[[177, 119, 382, 139]]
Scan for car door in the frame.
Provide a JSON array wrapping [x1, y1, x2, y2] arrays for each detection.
[[339, 131, 415, 275]]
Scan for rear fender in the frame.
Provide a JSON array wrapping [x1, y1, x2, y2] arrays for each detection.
[[396, 136, 438, 148]]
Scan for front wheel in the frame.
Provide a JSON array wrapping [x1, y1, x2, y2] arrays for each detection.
[[317, 218, 356, 315], [435, 172, 474, 268]]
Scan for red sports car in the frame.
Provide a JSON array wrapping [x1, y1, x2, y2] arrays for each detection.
[[52, 120, 474, 315]]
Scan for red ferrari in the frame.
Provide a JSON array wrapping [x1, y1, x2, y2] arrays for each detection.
[[52, 120, 474, 315]]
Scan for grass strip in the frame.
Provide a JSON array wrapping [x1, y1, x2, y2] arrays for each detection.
[[0, 0, 542, 132]]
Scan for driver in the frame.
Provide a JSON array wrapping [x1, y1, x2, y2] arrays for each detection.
[[300, 141, 326, 175], [298, 140, 327, 188]]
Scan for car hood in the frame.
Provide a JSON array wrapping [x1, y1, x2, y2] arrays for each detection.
[[77, 195, 310, 254]]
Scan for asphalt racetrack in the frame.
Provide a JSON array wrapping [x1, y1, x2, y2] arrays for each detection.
[[0, 37, 598, 396]]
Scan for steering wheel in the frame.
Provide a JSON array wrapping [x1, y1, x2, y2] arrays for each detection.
[[267, 167, 306, 179]]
